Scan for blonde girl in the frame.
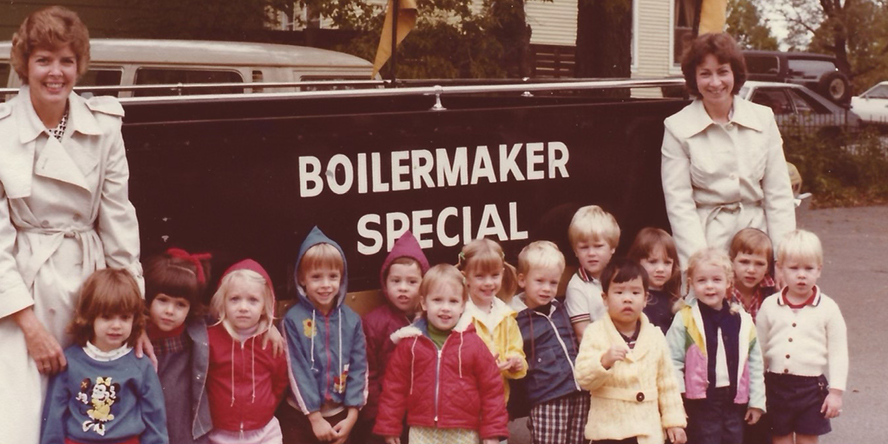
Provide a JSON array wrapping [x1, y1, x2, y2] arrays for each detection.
[[456, 238, 526, 401], [41, 269, 167, 444], [627, 227, 683, 334], [206, 259, 288, 444], [665, 248, 765, 444]]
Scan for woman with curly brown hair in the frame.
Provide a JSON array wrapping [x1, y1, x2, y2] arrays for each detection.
[[0, 7, 142, 442]]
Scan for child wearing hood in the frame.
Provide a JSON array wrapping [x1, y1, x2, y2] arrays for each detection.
[[281, 227, 368, 444], [206, 259, 289, 443], [358, 232, 430, 444]]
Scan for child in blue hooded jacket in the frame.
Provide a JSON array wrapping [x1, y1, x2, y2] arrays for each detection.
[[280, 227, 368, 444]]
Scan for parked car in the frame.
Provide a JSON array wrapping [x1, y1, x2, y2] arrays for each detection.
[[738, 81, 860, 133], [743, 50, 852, 106], [851, 81, 888, 125], [0, 39, 376, 98]]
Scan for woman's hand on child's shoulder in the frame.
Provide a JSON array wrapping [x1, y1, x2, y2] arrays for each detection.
[[666, 427, 687, 444], [600, 344, 630, 370], [384, 437, 401, 444], [745, 407, 763, 425]]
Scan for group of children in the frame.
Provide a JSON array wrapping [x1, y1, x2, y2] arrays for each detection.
[[40, 205, 848, 444]]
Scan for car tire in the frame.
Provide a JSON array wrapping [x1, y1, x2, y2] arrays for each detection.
[[818, 71, 851, 105]]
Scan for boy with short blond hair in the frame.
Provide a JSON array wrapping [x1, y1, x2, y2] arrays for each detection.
[[565, 205, 621, 339], [757, 229, 848, 444], [510, 241, 588, 444]]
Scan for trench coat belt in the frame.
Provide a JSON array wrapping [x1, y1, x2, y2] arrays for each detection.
[[592, 386, 658, 402], [698, 200, 763, 232], [17, 225, 104, 288]]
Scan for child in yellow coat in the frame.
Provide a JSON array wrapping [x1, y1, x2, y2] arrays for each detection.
[[574, 258, 687, 444]]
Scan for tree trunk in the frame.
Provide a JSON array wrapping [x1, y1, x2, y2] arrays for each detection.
[[489, 0, 532, 78], [575, 0, 633, 79]]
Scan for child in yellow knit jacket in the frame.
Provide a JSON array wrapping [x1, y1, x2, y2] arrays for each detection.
[[574, 258, 687, 444]]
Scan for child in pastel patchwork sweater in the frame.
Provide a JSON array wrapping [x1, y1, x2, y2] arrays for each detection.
[[666, 248, 765, 444]]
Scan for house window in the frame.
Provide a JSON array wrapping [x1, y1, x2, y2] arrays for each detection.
[[674, 0, 697, 65]]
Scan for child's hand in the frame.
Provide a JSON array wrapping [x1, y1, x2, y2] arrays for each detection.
[[331, 407, 358, 444], [666, 427, 687, 444], [745, 407, 763, 424], [821, 388, 844, 419], [600, 344, 630, 369], [262, 325, 285, 358], [384, 437, 400, 444], [505, 355, 524, 372], [482, 439, 499, 444], [308, 412, 336, 441]]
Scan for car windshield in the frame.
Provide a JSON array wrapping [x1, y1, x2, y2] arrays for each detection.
[[751, 88, 792, 114], [864, 84, 888, 99], [787, 59, 836, 79], [788, 89, 830, 114], [745, 55, 780, 75]]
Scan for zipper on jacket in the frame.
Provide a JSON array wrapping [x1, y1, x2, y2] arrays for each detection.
[[432, 336, 449, 424], [535, 309, 582, 391]]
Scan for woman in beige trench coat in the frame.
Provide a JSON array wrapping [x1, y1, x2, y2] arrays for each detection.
[[0, 7, 142, 443], [661, 33, 795, 273]]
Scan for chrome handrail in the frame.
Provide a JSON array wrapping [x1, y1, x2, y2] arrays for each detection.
[[1, 78, 686, 104]]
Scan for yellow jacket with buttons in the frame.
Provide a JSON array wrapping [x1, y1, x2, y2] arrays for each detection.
[[574, 313, 686, 444]]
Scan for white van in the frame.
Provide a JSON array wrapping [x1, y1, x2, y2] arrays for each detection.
[[0, 39, 375, 97]]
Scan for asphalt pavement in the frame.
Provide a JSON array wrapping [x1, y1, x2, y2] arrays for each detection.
[[507, 205, 888, 444]]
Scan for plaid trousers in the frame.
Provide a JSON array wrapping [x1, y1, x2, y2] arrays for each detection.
[[527, 391, 591, 444]]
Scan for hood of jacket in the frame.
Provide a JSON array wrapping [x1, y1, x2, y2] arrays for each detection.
[[217, 258, 275, 337], [379, 230, 430, 291], [294, 226, 348, 309]]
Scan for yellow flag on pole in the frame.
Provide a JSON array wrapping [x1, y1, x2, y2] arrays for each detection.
[[372, 0, 417, 78], [698, 0, 727, 34]]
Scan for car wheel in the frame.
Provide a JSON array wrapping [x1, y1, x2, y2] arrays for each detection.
[[818, 71, 851, 105]]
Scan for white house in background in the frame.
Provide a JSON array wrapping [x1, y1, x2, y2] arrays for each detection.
[[280, 0, 697, 93]]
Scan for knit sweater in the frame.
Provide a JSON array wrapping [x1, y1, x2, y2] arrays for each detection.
[[41, 345, 168, 444], [574, 314, 686, 444], [756, 287, 848, 390]]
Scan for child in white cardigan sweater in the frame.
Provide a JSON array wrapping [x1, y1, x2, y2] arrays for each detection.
[[574, 259, 687, 444], [757, 230, 848, 444]]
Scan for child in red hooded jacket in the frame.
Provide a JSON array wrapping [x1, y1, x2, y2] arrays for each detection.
[[374, 264, 508, 444], [358, 232, 430, 444], [205, 259, 289, 444]]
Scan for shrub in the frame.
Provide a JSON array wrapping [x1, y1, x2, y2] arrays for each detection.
[[783, 126, 888, 207]]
